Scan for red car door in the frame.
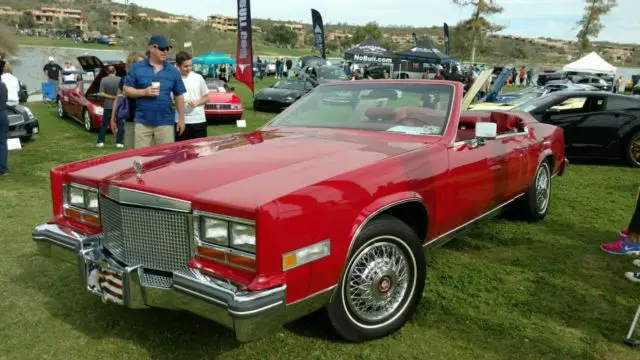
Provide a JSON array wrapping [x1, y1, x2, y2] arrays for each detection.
[[445, 138, 510, 229]]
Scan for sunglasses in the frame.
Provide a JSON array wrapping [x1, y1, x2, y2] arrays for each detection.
[[152, 45, 170, 52]]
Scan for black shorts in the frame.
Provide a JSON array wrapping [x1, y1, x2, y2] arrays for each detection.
[[630, 189, 640, 233], [175, 122, 208, 142]]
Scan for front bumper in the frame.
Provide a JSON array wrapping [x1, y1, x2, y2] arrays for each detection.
[[9, 118, 39, 139], [32, 223, 286, 342]]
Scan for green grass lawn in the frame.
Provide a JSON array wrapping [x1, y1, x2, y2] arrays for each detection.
[[1, 77, 640, 360]]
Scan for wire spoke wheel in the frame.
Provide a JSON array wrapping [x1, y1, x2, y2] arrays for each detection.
[[632, 136, 640, 163], [345, 240, 411, 324], [535, 164, 550, 214]]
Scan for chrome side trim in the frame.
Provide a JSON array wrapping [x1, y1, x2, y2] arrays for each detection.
[[452, 127, 529, 148], [423, 194, 524, 250], [103, 185, 192, 213], [289, 285, 337, 306], [228, 301, 283, 316], [194, 210, 255, 226]]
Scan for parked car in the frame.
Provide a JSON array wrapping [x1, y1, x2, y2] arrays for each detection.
[[7, 104, 39, 142], [572, 75, 612, 91], [513, 91, 640, 167], [253, 78, 315, 112], [32, 79, 567, 343], [203, 79, 244, 123], [56, 56, 125, 131], [543, 80, 599, 93]]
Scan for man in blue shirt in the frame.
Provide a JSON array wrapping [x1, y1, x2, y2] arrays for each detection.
[[124, 35, 186, 148]]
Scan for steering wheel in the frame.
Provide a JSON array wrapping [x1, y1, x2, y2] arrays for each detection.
[[396, 115, 438, 127]]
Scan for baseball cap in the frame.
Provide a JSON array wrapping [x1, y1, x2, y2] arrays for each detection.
[[48, 56, 55, 62], [148, 35, 172, 49]]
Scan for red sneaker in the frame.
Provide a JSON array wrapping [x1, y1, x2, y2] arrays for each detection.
[[601, 233, 640, 255]]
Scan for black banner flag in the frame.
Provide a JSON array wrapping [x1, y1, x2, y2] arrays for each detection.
[[311, 9, 326, 59], [443, 22, 450, 56]]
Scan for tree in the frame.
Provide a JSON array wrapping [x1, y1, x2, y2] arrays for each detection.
[[350, 22, 383, 45], [575, 0, 618, 54], [452, 0, 504, 63], [0, 23, 18, 60], [18, 11, 36, 30], [264, 25, 298, 47]]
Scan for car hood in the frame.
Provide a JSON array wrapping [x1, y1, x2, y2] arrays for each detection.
[[207, 92, 241, 104], [69, 129, 427, 213], [255, 88, 304, 99]]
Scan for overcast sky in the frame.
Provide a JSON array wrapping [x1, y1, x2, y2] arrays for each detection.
[[115, 0, 639, 44]]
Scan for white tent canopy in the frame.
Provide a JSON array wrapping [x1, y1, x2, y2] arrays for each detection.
[[563, 51, 617, 74]]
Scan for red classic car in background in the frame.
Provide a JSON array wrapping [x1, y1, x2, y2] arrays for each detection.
[[57, 56, 125, 132], [204, 79, 244, 123], [32, 80, 567, 343]]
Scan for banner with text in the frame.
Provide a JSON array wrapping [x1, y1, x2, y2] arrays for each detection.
[[311, 9, 326, 59], [235, 0, 254, 92]]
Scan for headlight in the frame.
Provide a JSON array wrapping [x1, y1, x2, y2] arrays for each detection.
[[230, 223, 256, 253], [284, 97, 295, 102], [197, 213, 255, 254], [24, 108, 35, 119], [65, 183, 100, 213], [63, 183, 100, 226], [202, 218, 229, 246], [94, 106, 104, 115]]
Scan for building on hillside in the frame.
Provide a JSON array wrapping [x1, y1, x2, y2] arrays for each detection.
[[0, 6, 22, 21], [207, 14, 237, 32], [207, 14, 262, 33], [110, 12, 128, 28], [31, 7, 87, 31], [327, 31, 353, 42]]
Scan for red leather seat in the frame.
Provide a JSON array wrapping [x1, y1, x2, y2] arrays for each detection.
[[490, 112, 523, 134]]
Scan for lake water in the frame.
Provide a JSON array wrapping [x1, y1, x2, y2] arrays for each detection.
[[8, 45, 640, 94]]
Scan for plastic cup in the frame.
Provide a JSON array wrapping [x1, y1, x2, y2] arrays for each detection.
[[151, 81, 160, 95]]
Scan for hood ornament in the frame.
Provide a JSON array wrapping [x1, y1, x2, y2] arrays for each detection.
[[133, 160, 143, 178]]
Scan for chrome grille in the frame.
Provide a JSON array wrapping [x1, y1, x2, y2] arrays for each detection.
[[8, 113, 24, 126], [100, 196, 192, 272], [205, 103, 232, 110]]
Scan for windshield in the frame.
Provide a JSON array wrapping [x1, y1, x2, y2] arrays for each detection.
[[274, 80, 307, 91], [513, 93, 555, 112], [317, 66, 349, 80], [268, 82, 454, 136], [506, 91, 545, 106], [206, 80, 229, 93]]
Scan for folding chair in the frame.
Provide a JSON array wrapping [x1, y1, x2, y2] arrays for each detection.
[[624, 304, 640, 347]]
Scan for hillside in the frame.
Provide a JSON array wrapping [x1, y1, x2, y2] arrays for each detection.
[[3, 0, 639, 67]]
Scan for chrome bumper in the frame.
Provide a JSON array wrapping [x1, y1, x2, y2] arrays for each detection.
[[32, 223, 286, 342]]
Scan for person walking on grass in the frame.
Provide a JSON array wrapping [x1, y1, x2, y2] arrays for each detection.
[[601, 185, 640, 257], [0, 59, 8, 176], [96, 66, 121, 148], [173, 51, 209, 142], [123, 35, 186, 148], [109, 52, 145, 149]]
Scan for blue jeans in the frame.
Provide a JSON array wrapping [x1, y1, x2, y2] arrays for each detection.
[[0, 110, 8, 173], [97, 109, 123, 144]]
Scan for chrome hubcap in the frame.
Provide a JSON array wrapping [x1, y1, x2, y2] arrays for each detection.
[[536, 165, 550, 213], [58, 101, 63, 117], [84, 111, 91, 130], [346, 241, 409, 323]]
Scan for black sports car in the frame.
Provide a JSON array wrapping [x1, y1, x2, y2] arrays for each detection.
[[513, 91, 640, 167], [8, 104, 39, 142], [253, 79, 314, 112]]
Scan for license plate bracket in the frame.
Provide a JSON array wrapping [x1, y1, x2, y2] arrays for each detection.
[[86, 259, 125, 305]]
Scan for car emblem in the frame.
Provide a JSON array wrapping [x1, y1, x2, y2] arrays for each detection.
[[133, 160, 143, 178], [267, 97, 272, 100]]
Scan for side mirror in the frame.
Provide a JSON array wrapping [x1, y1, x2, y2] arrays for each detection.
[[475, 122, 497, 140]]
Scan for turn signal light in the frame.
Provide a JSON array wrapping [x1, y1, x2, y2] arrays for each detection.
[[196, 245, 256, 272], [282, 240, 330, 271], [64, 207, 101, 227]]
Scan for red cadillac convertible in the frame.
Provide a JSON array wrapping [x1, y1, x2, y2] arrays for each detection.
[[33, 80, 567, 343], [57, 56, 126, 132]]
